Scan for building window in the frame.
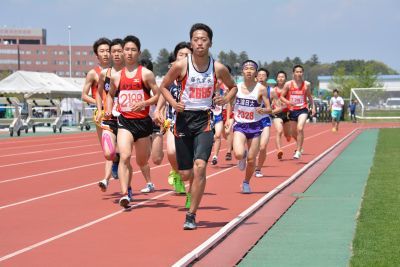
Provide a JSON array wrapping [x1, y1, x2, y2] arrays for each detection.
[[20, 60, 25, 64], [90, 51, 94, 56], [0, 49, 18, 54], [36, 50, 40, 55], [82, 61, 86, 65], [42, 61, 48, 65], [20, 50, 25, 55], [75, 51, 81, 56], [76, 60, 80, 65], [26, 61, 32, 65], [26, 50, 32, 55], [54, 51, 58, 55], [57, 71, 65, 76], [59, 51, 64, 55], [82, 51, 88, 56], [88, 61, 94, 66], [59, 61, 64, 65], [42, 50, 47, 55], [36, 61, 41, 65], [0, 59, 18, 64], [53, 60, 57, 65]]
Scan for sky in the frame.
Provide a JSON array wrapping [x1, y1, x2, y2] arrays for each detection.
[[1, 0, 399, 72]]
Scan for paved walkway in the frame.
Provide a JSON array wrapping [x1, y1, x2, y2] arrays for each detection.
[[239, 130, 379, 267]]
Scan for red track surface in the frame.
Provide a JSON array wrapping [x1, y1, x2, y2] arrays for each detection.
[[0, 122, 398, 266]]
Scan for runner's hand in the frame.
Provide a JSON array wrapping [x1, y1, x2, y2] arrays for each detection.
[[95, 111, 103, 123], [213, 95, 226, 106], [311, 107, 316, 117], [130, 101, 145, 112], [103, 111, 111, 120], [153, 109, 165, 126], [174, 101, 185, 113]]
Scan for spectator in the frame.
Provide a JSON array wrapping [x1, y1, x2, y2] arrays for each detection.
[[349, 99, 357, 123]]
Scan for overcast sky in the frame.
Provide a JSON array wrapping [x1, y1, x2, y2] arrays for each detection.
[[2, 0, 399, 72]]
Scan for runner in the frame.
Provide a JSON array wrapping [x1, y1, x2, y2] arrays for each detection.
[[154, 42, 192, 195], [271, 71, 291, 159], [105, 35, 159, 208], [254, 68, 275, 178], [81, 37, 112, 188], [138, 58, 160, 193], [329, 89, 344, 132], [232, 60, 272, 192], [210, 80, 226, 166], [95, 38, 124, 191], [159, 23, 237, 230], [280, 65, 316, 159]]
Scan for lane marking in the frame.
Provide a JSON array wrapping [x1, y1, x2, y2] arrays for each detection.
[[0, 144, 99, 158]]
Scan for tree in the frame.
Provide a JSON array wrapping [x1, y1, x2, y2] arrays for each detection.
[[140, 49, 152, 62], [153, 48, 170, 76], [0, 70, 12, 81]]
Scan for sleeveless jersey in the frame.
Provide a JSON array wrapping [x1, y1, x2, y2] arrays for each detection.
[[234, 82, 264, 123], [179, 55, 217, 111], [273, 86, 289, 112], [166, 81, 181, 121], [287, 81, 308, 111], [91, 66, 102, 100], [117, 66, 150, 119], [102, 68, 119, 120]]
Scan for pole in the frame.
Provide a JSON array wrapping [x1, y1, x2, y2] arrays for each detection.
[[68, 25, 72, 78]]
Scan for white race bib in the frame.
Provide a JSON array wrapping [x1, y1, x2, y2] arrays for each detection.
[[118, 90, 145, 112]]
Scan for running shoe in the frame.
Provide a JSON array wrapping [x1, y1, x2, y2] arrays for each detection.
[[293, 150, 301, 159], [140, 183, 155, 193], [277, 150, 283, 160], [127, 186, 133, 202], [185, 193, 192, 209], [225, 152, 232, 161], [211, 156, 218, 165], [168, 170, 176, 185], [119, 195, 130, 209], [98, 179, 108, 192], [111, 161, 119, 179], [183, 212, 197, 230], [332, 127, 337, 132], [174, 174, 186, 194], [237, 150, 248, 171], [241, 182, 251, 194], [254, 170, 263, 178]]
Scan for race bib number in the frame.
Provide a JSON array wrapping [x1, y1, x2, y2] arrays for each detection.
[[118, 90, 145, 112], [290, 95, 305, 107], [237, 110, 254, 120], [189, 87, 212, 99]]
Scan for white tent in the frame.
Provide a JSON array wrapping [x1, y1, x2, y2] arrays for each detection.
[[0, 71, 82, 98]]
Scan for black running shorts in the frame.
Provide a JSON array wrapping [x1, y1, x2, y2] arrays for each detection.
[[117, 115, 153, 142]]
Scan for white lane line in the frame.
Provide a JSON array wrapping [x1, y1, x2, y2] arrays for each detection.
[[0, 163, 171, 210], [0, 144, 99, 158], [0, 128, 332, 262], [0, 151, 101, 168], [0, 137, 95, 151], [0, 133, 95, 145], [0, 148, 168, 184], [172, 128, 358, 267]]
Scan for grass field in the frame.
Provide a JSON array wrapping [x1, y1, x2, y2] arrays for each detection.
[[363, 110, 400, 117], [350, 128, 400, 267]]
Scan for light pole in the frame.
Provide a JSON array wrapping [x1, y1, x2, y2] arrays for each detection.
[[68, 25, 72, 78]]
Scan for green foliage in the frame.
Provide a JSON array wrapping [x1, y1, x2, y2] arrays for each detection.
[[139, 49, 152, 62], [153, 48, 170, 76], [350, 129, 400, 267], [0, 70, 12, 81]]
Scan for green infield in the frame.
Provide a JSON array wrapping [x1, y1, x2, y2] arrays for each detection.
[[350, 128, 400, 267]]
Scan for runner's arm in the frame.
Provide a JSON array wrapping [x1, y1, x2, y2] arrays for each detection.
[[280, 82, 291, 106], [159, 60, 186, 112], [94, 70, 106, 122], [306, 82, 316, 116], [82, 70, 97, 105], [105, 74, 119, 118], [214, 62, 237, 105]]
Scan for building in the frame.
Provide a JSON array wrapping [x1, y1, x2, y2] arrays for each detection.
[[0, 27, 97, 78], [318, 75, 400, 90]]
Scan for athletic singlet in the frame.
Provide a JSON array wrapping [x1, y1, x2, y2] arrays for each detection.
[[273, 86, 289, 112], [287, 81, 308, 111], [179, 55, 217, 111], [166, 81, 181, 120], [234, 82, 264, 124], [117, 66, 150, 119], [102, 68, 119, 120], [91, 66, 102, 100]]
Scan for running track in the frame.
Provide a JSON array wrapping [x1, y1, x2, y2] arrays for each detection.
[[0, 122, 398, 266]]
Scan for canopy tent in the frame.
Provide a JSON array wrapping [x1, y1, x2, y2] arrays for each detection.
[[0, 71, 82, 98]]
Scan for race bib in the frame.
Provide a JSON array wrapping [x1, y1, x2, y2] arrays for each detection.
[[118, 90, 145, 112], [290, 95, 305, 107], [236, 109, 255, 121]]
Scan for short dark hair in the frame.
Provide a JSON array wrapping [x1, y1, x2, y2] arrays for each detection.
[[110, 38, 123, 48], [190, 23, 213, 42], [139, 58, 153, 72], [93, 37, 111, 56], [293, 64, 304, 72], [123, 35, 141, 51], [173, 41, 192, 58], [276, 70, 287, 79], [258, 68, 269, 78], [333, 89, 339, 94], [224, 64, 232, 74], [168, 54, 176, 64]]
